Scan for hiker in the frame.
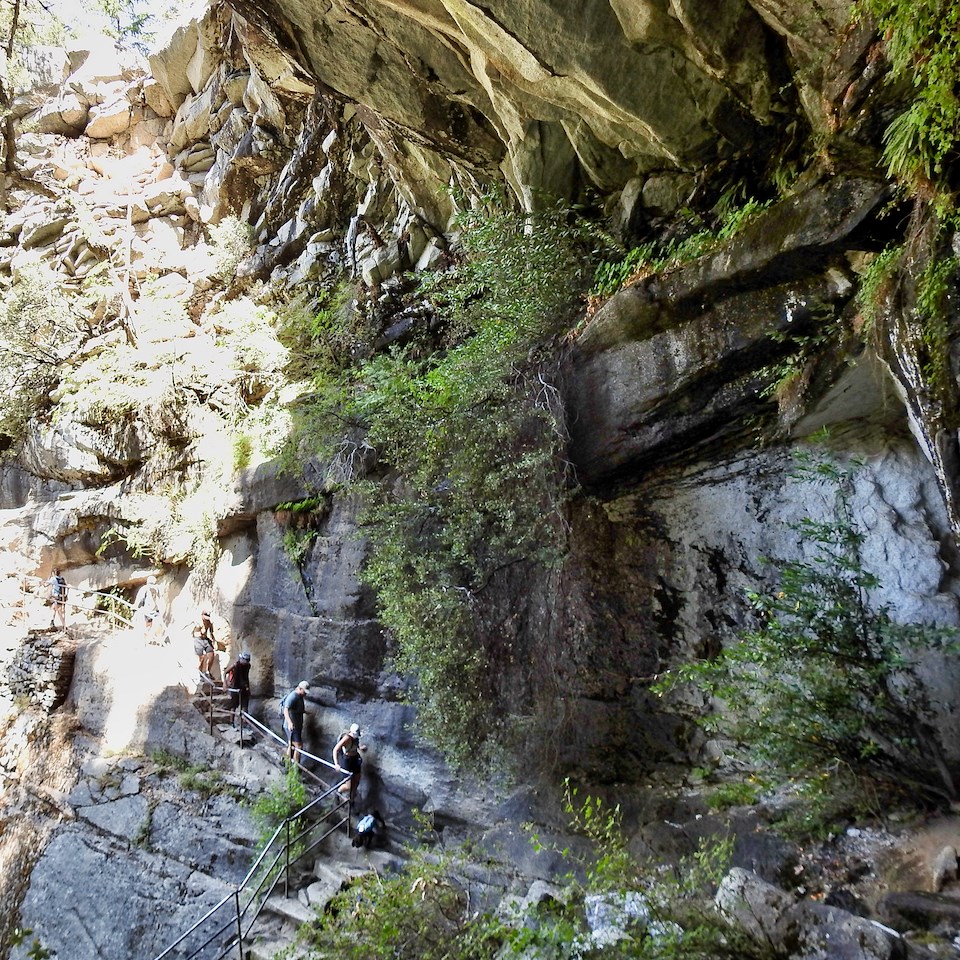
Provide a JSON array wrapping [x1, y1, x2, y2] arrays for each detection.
[[192, 622, 216, 683], [333, 723, 363, 800], [223, 651, 252, 724], [281, 680, 309, 765], [134, 576, 162, 640], [47, 568, 67, 631], [198, 608, 216, 645], [351, 809, 385, 849]]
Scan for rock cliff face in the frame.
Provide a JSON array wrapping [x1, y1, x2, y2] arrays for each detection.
[[4, 0, 960, 955]]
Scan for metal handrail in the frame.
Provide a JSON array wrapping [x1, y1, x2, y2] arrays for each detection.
[[151, 711, 353, 960], [19, 573, 137, 630]]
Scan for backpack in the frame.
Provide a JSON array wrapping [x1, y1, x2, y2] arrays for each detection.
[[356, 814, 376, 835], [51, 576, 65, 600], [225, 666, 235, 688]]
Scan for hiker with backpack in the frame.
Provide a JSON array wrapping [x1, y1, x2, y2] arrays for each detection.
[[134, 576, 163, 640], [333, 723, 363, 800], [47, 568, 67, 631], [351, 809, 385, 849], [223, 651, 252, 725], [281, 680, 310, 765]]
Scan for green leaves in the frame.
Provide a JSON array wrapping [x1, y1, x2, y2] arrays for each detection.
[[861, 0, 960, 200], [297, 843, 509, 960], [336, 197, 590, 768], [251, 761, 308, 850], [0, 255, 80, 444], [655, 455, 960, 806], [296, 796, 758, 960]]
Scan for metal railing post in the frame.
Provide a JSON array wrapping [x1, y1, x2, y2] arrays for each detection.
[[234, 889, 243, 959], [284, 819, 291, 899], [151, 724, 356, 960], [18, 574, 138, 632], [208, 685, 214, 736]]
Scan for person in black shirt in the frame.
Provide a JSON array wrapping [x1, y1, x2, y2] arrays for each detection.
[[223, 651, 252, 725], [333, 723, 363, 800]]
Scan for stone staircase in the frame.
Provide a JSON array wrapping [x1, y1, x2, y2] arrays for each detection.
[[245, 827, 405, 960], [188, 678, 255, 746], [181, 681, 405, 958]]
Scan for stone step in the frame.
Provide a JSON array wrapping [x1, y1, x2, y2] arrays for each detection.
[[246, 936, 297, 960], [262, 892, 316, 925]]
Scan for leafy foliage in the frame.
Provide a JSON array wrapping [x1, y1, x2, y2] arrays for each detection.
[[757, 299, 841, 400], [590, 199, 771, 301], [9, 927, 51, 960], [251, 762, 308, 850], [654, 455, 960, 806], [703, 781, 761, 812], [283, 194, 595, 768], [344, 195, 596, 768], [860, 0, 960, 201], [151, 749, 239, 800], [855, 243, 904, 329], [294, 842, 507, 960], [294, 790, 766, 960], [278, 280, 370, 381], [418, 190, 597, 344], [90, 0, 157, 52], [209, 215, 255, 281], [0, 257, 81, 445], [914, 251, 957, 392]]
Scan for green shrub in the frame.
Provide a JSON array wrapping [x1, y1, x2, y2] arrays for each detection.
[[288, 193, 596, 769], [914, 252, 957, 392], [0, 256, 80, 445], [9, 927, 51, 960], [282, 528, 315, 569], [704, 781, 761, 812], [209, 215, 254, 280], [860, 0, 960, 203], [251, 762, 308, 850], [233, 432, 254, 471], [655, 454, 960, 808], [151, 749, 190, 773], [855, 244, 904, 329], [296, 842, 508, 960], [277, 280, 369, 381], [151, 750, 238, 800]]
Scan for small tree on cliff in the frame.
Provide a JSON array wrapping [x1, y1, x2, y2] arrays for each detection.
[[0, 256, 82, 447], [655, 454, 960, 807]]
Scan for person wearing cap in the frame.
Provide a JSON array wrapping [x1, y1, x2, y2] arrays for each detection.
[[333, 722, 363, 800], [223, 651, 252, 724], [282, 680, 310, 764]]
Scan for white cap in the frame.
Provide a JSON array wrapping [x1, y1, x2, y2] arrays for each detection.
[[349, 723, 360, 736], [297, 680, 310, 692]]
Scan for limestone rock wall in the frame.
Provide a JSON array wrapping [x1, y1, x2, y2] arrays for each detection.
[[0, 0, 957, 786], [5, 0, 960, 956]]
